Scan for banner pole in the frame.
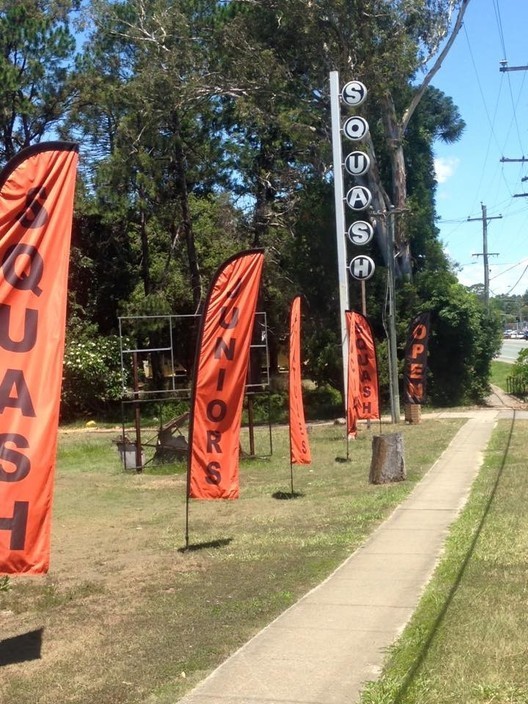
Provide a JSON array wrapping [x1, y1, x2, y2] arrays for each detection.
[[185, 488, 190, 550], [288, 413, 295, 495]]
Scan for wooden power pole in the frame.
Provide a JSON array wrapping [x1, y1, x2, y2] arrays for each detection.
[[467, 204, 501, 310]]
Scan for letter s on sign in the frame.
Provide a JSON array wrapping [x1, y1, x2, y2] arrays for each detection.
[[0, 433, 31, 482], [18, 186, 49, 229], [205, 461, 222, 485]]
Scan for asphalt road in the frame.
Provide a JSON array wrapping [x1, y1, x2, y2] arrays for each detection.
[[498, 338, 528, 364]]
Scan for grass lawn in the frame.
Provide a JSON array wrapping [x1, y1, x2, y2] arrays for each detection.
[[490, 360, 514, 393], [359, 417, 528, 704], [0, 418, 463, 704]]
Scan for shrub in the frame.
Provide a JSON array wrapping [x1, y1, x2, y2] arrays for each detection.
[[510, 349, 528, 396], [61, 334, 124, 420], [304, 384, 343, 420], [242, 393, 287, 425]]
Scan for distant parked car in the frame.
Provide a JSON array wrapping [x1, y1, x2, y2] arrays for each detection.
[[510, 331, 525, 339], [503, 330, 512, 338]]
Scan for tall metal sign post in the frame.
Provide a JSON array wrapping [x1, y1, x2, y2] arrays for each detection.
[[330, 71, 375, 409], [330, 71, 350, 407]]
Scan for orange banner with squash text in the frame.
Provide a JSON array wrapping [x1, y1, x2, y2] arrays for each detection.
[[289, 296, 311, 465], [0, 142, 79, 575], [346, 311, 380, 437], [188, 250, 265, 499]]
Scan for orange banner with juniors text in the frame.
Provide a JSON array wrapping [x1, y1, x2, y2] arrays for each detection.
[[289, 296, 311, 465], [188, 249, 265, 499], [346, 311, 380, 437], [0, 142, 79, 575]]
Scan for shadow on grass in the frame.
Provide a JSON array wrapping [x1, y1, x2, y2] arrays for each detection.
[[334, 456, 352, 463], [178, 538, 233, 553], [272, 491, 305, 500], [0, 629, 43, 666]]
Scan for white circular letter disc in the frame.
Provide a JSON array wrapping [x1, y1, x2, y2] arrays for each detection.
[[347, 221, 374, 246], [341, 81, 367, 107], [343, 116, 369, 141]]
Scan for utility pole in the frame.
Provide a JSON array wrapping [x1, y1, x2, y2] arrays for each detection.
[[386, 207, 400, 423], [499, 60, 528, 72], [370, 206, 404, 424], [467, 203, 501, 309], [498, 64, 528, 197]]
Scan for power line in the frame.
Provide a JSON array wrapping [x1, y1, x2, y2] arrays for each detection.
[[507, 264, 528, 294]]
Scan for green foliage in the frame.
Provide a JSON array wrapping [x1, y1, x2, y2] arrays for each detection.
[[510, 349, 528, 395], [61, 332, 124, 420], [0, 1, 78, 163], [412, 272, 503, 405], [304, 384, 343, 420], [2, 0, 488, 412], [243, 393, 287, 425], [243, 385, 343, 426]]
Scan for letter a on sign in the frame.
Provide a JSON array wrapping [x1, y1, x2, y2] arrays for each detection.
[[187, 250, 264, 499], [0, 143, 78, 575]]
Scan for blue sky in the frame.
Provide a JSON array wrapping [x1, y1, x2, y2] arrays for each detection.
[[430, 0, 528, 296]]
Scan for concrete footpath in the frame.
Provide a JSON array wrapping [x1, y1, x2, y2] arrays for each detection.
[[177, 409, 511, 704]]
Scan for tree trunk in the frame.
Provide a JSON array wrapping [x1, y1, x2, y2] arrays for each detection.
[[369, 432, 406, 484], [381, 92, 412, 278]]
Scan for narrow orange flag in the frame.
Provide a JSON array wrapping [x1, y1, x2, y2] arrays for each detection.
[[289, 296, 311, 464]]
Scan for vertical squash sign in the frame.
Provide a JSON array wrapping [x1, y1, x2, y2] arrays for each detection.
[[0, 143, 79, 575]]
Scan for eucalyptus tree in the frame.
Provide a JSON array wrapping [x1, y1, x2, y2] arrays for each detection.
[[71, 0, 242, 314], [0, 0, 79, 164], [221, 0, 470, 277]]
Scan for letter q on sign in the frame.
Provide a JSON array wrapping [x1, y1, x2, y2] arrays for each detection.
[[343, 116, 369, 141]]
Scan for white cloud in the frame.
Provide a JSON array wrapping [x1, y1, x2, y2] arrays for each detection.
[[434, 156, 460, 184]]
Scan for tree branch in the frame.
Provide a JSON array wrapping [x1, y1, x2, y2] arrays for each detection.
[[401, 0, 471, 135]]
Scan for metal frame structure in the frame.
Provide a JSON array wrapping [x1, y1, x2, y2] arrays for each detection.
[[117, 312, 273, 469]]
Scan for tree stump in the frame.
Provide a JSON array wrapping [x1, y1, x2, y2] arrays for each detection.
[[369, 432, 406, 484], [404, 403, 421, 424]]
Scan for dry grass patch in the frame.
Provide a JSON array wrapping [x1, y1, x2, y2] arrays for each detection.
[[1, 418, 464, 704]]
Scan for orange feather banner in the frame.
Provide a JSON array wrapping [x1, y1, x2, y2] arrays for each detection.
[[346, 311, 380, 438], [187, 249, 265, 500], [289, 296, 311, 465], [0, 143, 79, 575]]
